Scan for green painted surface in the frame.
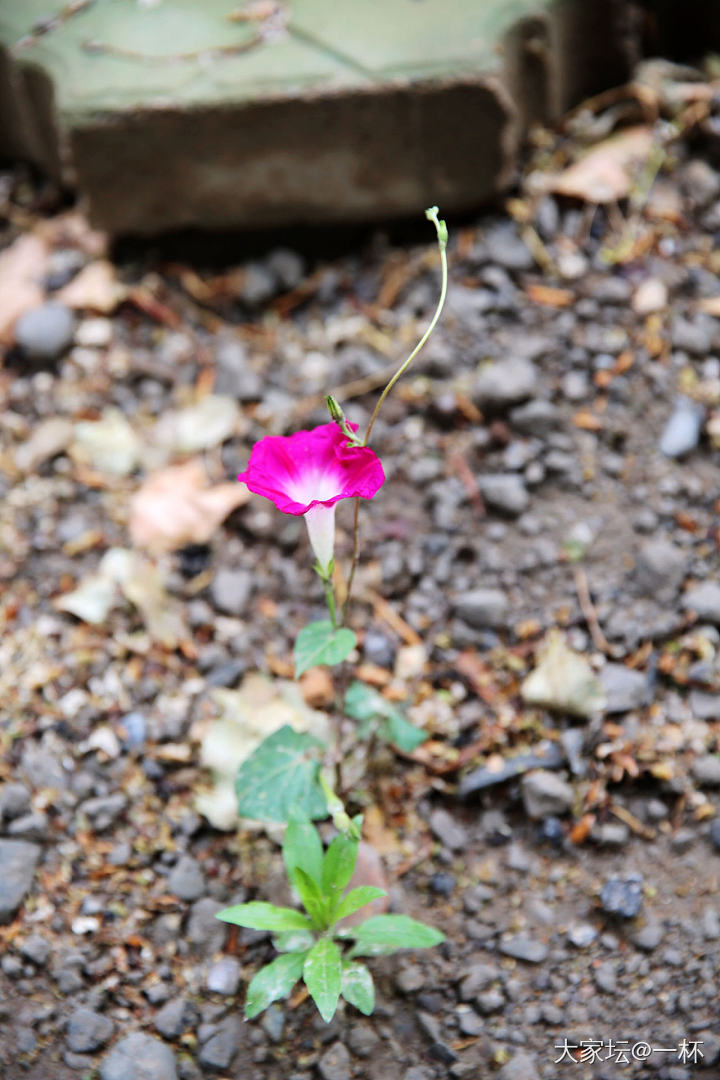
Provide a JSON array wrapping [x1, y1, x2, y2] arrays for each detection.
[[1, 0, 556, 116]]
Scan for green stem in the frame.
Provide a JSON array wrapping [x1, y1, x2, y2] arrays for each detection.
[[362, 206, 448, 448], [340, 207, 448, 626], [321, 574, 337, 628]]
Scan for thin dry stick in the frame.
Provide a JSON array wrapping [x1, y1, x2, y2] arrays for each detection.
[[573, 566, 613, 655]]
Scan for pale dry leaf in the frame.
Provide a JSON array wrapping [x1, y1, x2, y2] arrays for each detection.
[[153, 395, 242, 455], [70, 408, 142, 476], [195, 673, 329, 830], [14, 417, 74, 473], [545, 125, 655, 204], [129, 460, 249, 552], [521, 629, 606, 718], [0, 232, 48, 342], [56, 259, 126, 313], [55, 573, 118, 624]]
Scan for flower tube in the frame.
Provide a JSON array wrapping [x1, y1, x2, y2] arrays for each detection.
[[238, 422, 385, 578]]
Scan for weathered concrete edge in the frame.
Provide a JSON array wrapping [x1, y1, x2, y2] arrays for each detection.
[[0, 0, 635, 234]]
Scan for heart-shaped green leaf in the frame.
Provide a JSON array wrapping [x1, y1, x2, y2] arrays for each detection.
[[234, 726, 326, 823], [295, 620, 356, 678], [345, 681, 426, 751]]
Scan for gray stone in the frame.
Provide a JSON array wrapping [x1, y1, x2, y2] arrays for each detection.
[[689, 691, 720, 720], [484, 221, 534, 271], [499, 935, 548, 963], [592, 822, 630, 847], [260, 1003, 286, 1043], [52, 949, 85, 994], [474, 356, 538, 407], [600, 874, 643, 918], [206, 955, 241, 995], [457, 1007, 484, 1035], [154, 998, 193, 1040], [710, 818, 720, 851], [198, 1015, 242, 1070], [659, 396, 704, 457], [428, 807, 467, 851], [238, 261, 277, 307], [458, 962, 500, 1000], [510, 399, 561, 436], [99, 1032, 178, 1080], [0, 782, 31, 821], [318, 1041, 351, 1080], [66, 1008, 115, 1053], [634, 538, 687, 601], [19, 933, 51, 966], [478, 473, 529, 517], [167, 855, 205, 902], [670, 316, 714, 355], [521, 770, 574, 820], [6, 811, 48, 841], [14, 302, 75, 361], [214, 338, 263, 400], [210, 567, 252, 616], [567, 923, 597, 948], [186, 898, 227, 956], [600, 664, 653, 713], [476, 987, 505, 1014], [78, 793, 128, 831], [363, 628, 397, 668], [266, 248, 305, 291], [701, 906, 720, 941], [594, 961, 618, 994], [454, 587, 509, 629], [691, 754, 720, 788], [497, 1051, 541, 1080], [347, 1023, 379, 1058], [632, 922, 664, 952], [683, 582, 720, 625], [0, 840, 41, 922], [681, 159, 720, 207], [20, 740, 68, 790]]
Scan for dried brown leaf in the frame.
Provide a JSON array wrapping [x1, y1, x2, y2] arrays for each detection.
[[129, 461, 249, 552], [545, 125, 655, 204], [0, 232, 48, 342]]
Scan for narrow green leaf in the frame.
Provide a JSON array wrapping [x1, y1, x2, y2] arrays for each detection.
[[345, 681, 426, 751], [346, 914, 445, 957], [381, 712, 427, 753], [294, 867, 330, 930], [294, 620, 356, 678], [303, 938, 342, 1023], [283, 811, 324, 890], [234, 726, 326, 823], [341, 960, 375, 1015], [273, 929, 315, 953], [321, 832, 358, 907], [331, 886, 387, 924], [215, 901, 312, 933], [245, 952, 307, 1019]]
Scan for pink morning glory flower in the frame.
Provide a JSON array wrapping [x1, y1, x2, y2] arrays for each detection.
[[238, 422, 385, 575]]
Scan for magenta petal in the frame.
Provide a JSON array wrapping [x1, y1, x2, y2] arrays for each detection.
[[237, 422, 385, 515]]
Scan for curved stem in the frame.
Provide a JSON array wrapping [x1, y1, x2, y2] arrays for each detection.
[[362, 206, 448, 448], [340, 207, 448, 626]]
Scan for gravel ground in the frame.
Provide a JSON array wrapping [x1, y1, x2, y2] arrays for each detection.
[[2, 66, 720, 1080]]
